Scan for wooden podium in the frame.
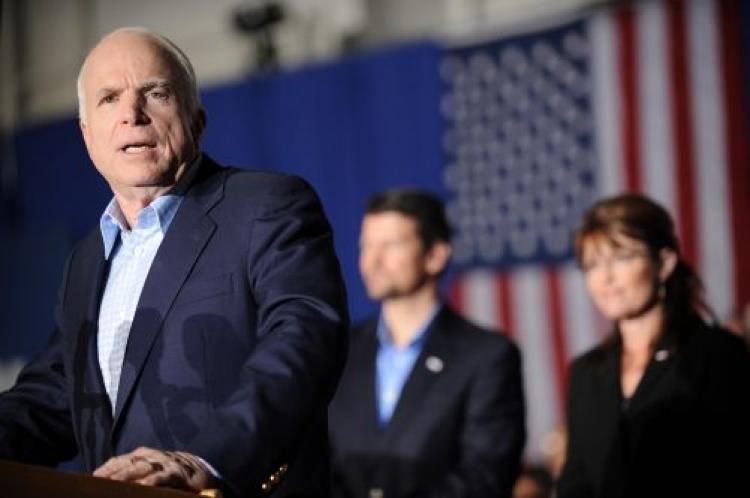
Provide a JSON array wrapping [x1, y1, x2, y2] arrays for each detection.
[[0, 460, 220, 498]]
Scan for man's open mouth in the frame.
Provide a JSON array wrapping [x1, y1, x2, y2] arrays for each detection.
[[121, 143, 156, 154]]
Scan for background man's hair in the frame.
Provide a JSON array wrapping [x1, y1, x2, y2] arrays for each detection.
[[366, 188, 452, 250]]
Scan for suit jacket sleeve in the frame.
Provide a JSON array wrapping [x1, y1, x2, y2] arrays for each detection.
[[0, 253, 78, 465], [426, 338, 525, 498], [185, 175, 349, 496]]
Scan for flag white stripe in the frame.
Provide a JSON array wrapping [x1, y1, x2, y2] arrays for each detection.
[[687, 0, 735, 316], [637, 0, 678, 215], [589, 12, 624, 197], [462, 269, 498, 329], [560, 263, 599, 359], [513, 267, 559, 462]]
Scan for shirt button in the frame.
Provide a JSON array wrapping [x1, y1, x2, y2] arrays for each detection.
[[369, 488, 384, 498]]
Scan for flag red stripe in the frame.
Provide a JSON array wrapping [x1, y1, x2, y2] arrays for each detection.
[[617, 7, 642, 191], [666, 0, 700, 267], [448, 276, 465, 313], [718, 0, 750, 307], [545, 269, 568, 413], [496, 274, 515, 337]]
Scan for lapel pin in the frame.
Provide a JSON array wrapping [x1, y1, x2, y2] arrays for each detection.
[[654, 349, 670, 362], [425, 355, 444, 373]]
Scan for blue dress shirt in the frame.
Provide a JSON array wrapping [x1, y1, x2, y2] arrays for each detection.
[[375, 304, 441, 426]]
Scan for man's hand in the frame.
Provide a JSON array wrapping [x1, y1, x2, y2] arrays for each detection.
[[93, 447, 214, 492]]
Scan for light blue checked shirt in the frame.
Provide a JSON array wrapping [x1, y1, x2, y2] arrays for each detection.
[[97, 193, 183, 411], [375, 304, 441, 426]]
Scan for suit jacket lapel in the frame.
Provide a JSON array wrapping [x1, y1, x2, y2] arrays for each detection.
[[353, 321, 382, 439], [382, 308, 453, 443], [587, 341, 628, 488], [112, 159, 224, 427], [625, 332, 678, 416], [63, 230, 114, 469], [599, 341, 622, 413]]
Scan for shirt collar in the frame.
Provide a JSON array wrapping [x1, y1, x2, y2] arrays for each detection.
[[98, 155, 201, 259], [376, 303, 442, 349]]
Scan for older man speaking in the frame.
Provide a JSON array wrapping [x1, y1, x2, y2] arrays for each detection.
[[0, 28, 349, 498]]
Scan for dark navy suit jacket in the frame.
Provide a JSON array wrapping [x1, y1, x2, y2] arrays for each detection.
[[0, 155, 349, 498], [329, 306, 525, 498]]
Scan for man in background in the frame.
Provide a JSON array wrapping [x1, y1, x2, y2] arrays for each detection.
[[0, 27, 348, 498], [329, 189, 525, 498]]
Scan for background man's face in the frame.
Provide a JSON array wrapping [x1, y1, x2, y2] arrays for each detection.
[[359, 211, 432, 301], [79, 33, 198, 196]]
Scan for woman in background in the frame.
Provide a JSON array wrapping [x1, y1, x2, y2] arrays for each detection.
[[557, 194, 750, 498]]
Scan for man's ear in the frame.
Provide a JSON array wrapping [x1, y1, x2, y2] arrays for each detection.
[[425, 241, 452, 277], [79, 119, 90, 149], [658, 248, 678, 283]]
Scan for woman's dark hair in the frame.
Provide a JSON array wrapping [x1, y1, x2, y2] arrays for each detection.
[[366, 189, 452, 251], [575, 193, 713, 327]]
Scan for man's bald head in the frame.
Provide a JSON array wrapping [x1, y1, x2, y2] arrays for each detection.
[[77, 27, 202, 123]]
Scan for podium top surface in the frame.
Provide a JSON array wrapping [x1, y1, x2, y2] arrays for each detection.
[[0, 460, 199, 498]]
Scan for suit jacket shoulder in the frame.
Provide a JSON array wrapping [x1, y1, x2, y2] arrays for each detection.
[[433, 305, 518, 352], [348, 305, 518, 361]]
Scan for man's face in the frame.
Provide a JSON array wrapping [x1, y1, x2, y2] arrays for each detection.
[[359, 212, 433, 301], [79, 33, 200, 196]]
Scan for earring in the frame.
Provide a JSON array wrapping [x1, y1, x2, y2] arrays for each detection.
[[658, 283, 666, 300]]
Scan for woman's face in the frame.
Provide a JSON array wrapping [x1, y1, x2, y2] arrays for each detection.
[[580, 233, 665, 322]]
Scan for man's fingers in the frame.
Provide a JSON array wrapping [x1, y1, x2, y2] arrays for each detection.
[[168, 451, 200, 478], [95, 455, 156, 481], [93, 453, 138, 478], [94, 447, 213, 492], [136, 458, 188, 488], [93, 447, 163, 480], [110, 457, 157, 481]]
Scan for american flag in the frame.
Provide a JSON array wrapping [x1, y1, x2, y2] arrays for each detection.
[[440, 0, 750, 462]]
